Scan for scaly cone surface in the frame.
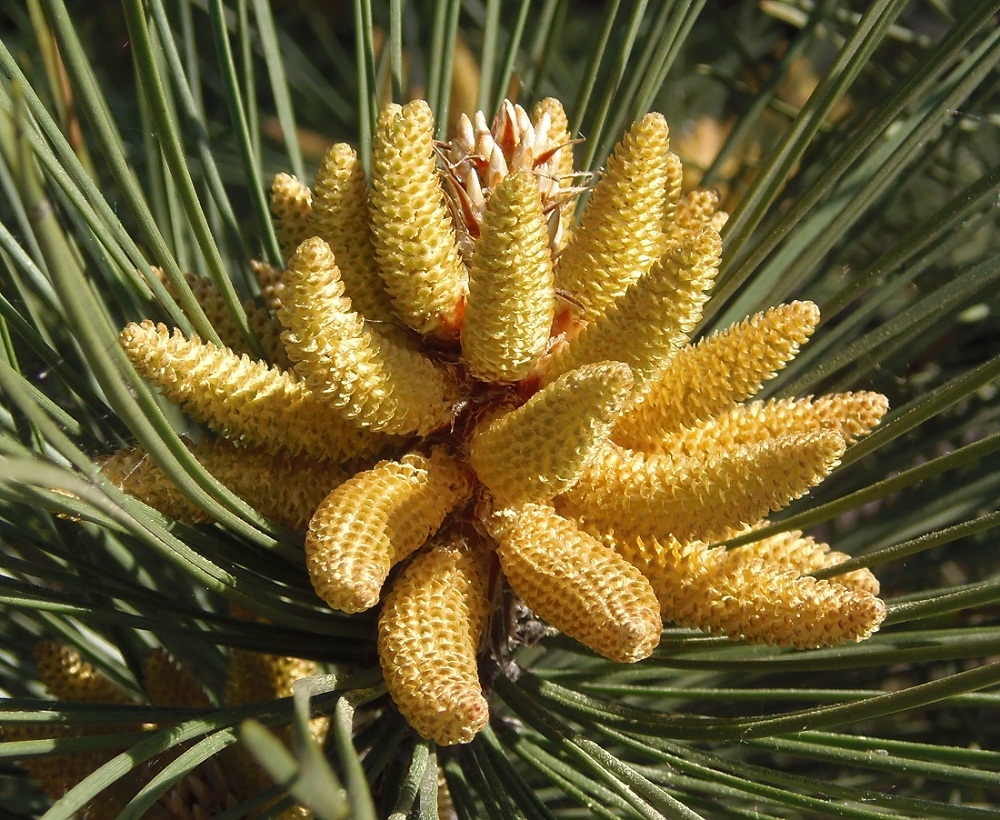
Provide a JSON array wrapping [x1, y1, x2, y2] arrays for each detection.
[[378, 536, 492, 745], [369, 100, 468, 339], [100, 439, 348, 528], [489, 504, 662, 663], [270, 172, 313, 261], [305, 448, 472, 613], [554, 112, 675, 324], [308, 141, 399, 326], [462, 171, 555, 382], [279, 236, 458, 435], [469, 362, 633, 504], [543, 219, 721, 386], [612, 533, 886, 649], [615, 300, 821, 446], [118, 320, 389, 461]]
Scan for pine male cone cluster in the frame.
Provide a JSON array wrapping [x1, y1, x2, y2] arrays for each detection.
[[103, 98, 887, 746]]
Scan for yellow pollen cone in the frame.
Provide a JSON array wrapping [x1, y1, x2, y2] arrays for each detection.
[[469, 361, 633, 503], [269, 172, 313, 261], [153, 266, 289, 367], [613, 534, 886, 648], [369, 100, 467, 339], [224, 650, 319, 710], [742, 530, 881, 596], [250, 259, 284, 312], [34, 641, 133, 704], [221, 615, 326, 811], [560, 432, 846, 544], [9, 641, 190, 817], [378, 535, 492, 745], [118, 320, 389, 462], [280, 236, 458, 435], [667, 188, 728, 241], [555, 112, 672, 324], [2, 721, 114, 815], [308, 142, 399, 326], [143, 648, 212, 709], [99, 440, 348, 529], [646, 392, 889, 457], [244, 300, 292, 368], [306, 448, 473, 613], [4, 645, 137, 817], [661, 152, 684, 231], [543, 222, 720, 386], [489, 504, 661, 662], [151, 269, 250, 355], [462, 171, 555, 382], [614, 300, 821, 446]]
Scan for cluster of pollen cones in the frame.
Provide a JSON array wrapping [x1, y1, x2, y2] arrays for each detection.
[[98, 97, 888, 748]]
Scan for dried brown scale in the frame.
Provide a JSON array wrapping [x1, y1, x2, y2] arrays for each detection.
[[531, 97, 578, 240], [446, 99, 581, 260], [160, 758, 240, 819]]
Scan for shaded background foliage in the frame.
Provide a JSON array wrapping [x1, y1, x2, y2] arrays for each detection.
[[1, 1, 999, 817]]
